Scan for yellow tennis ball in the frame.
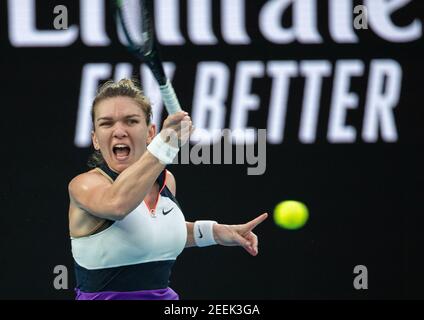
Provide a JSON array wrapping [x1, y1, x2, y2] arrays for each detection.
[[273, 200, 309, 230]]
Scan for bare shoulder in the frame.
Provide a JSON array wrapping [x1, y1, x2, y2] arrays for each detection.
[[68, 169, 111, 203], [68, 169, 111, 237], [165, 170, 176, 196]]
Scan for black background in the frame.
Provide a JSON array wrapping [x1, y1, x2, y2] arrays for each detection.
[[1, 0, 423, 299]]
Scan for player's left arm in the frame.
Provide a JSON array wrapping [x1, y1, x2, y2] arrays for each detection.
[[166, 171, 268, 255]]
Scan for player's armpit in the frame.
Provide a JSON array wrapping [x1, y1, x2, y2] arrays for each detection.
[[165, 170, 176, 196]]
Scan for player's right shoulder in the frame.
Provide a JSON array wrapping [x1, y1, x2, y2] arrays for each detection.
[[68, 169, 111, 199]]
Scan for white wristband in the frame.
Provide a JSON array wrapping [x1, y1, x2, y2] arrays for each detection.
[[147, 134, 179, 165], [193, 220, 218, 247]]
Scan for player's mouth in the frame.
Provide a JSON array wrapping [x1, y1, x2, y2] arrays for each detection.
[[112, 144, 131, 161]]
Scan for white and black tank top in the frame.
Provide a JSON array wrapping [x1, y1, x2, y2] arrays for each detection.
[[71, 164, 187, 292]]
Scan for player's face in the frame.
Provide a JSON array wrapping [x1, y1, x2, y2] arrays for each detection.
[[92, 96, 155, 173]]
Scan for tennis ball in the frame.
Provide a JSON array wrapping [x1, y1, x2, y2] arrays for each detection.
[[273, 200, 309, 230]]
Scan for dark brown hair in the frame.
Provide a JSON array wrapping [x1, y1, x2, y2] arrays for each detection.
[[87, 79, 152, 168]]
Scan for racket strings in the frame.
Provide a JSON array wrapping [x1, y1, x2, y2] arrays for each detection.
[[118, 0, 147, 48]]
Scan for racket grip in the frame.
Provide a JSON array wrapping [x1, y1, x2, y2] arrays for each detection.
[[159, 79, 182, 114]]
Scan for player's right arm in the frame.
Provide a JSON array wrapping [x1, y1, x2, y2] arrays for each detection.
[[68, 152, 164, 221]]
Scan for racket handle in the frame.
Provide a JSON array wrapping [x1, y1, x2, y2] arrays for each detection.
[[159, 79, 182, 114]]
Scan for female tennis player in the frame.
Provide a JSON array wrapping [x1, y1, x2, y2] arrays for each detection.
[[68, 79, 268, 300]]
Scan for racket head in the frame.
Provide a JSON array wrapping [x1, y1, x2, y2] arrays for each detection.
[[114, 0, 179, 112], [115, 0, 154, 58]]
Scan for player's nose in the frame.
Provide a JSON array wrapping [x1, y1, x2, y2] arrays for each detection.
[[113, 123, 128, 138]]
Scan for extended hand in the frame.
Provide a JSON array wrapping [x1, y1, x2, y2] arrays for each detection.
[[213, 213, 268, 256]]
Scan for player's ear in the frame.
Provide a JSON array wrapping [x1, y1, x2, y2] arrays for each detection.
[[92, 130, 100, 150], [147, 124, 156, 145]]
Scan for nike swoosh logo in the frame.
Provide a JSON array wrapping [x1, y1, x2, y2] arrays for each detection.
[[162, 208, 174, 215], [198, 227, 203, 238]]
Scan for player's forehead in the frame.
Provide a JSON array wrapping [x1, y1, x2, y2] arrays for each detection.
[[95, 96, 145, 119]]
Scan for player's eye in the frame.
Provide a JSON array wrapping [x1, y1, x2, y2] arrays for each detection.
[[127, 119, 139, 125], [99, 122, 112, 127]]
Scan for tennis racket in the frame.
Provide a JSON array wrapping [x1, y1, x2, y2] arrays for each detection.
[[114, 0, 182, 114]]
